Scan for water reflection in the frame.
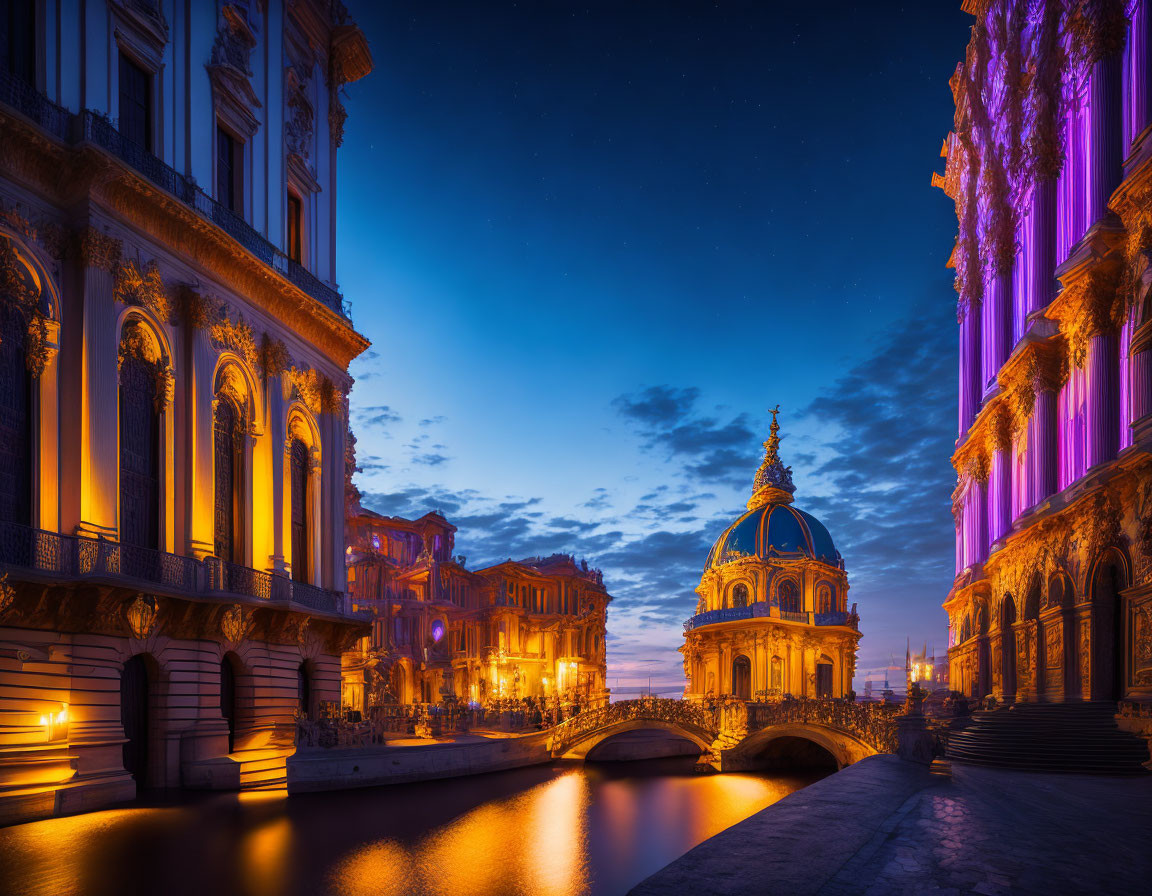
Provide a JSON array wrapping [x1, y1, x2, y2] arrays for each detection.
[[0, 758, 825, 896]]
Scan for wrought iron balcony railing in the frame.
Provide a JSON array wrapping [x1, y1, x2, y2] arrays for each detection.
[[0, 71, 350, 320], [0, 520, 349, 615], [684, 603, 857, 631]]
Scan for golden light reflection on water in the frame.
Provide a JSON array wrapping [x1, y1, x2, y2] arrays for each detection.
[[333, 771, 590, 896], [0, 764, 818, 896], [330, 767, 810, 896]]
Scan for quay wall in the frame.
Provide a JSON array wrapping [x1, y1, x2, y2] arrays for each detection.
[[286, 733, 556, 793]]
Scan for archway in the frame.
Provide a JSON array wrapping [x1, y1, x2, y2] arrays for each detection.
[[120, 654, 153, 785], [753, 735, 839, 773], [1092, 550, 1130, 700], [816, 656, 833, 698], [1000, 596, 1016, 701], [221, 653, 240, 751], [732, 655, 751, 700], [298, 660, 315, 719], [583, 729, 704, 762]]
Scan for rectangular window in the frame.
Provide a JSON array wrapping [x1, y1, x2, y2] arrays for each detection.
[[118, 53, 152, 151], [217, 125, 242, 212], [3, 0, 35, 82], [287, 192, 303, 263]]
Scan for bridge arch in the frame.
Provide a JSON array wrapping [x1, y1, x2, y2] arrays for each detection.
[[555, 718, 714, 761], [726, 723, 877, 770]]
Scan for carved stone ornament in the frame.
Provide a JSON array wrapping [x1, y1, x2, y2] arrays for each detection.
[[286, 64, 315, 161], [0, 573, 14, 615], [1133, 605, 1152, 686], [79, 228, 122, 272], [114, 259, 170, 320], [0, 238, 52, 377], [208, 4, 262, 140], [125, 593, 158, 639], [220, 604, 251, 643]]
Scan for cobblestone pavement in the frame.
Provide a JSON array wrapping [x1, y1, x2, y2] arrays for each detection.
[[821, 764, 1152, 896], [630, 756, 1152, 895]]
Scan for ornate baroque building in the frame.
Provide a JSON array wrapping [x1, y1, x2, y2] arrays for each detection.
[[343, 506, 612, 711], [682, 412, 860, 701], [0, 0, 371, 824], [938, 1, 1152, 707]]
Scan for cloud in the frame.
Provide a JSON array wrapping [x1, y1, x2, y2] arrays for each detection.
[[614, 385, 758, 487], [412, 452, 450, 466], [419, 416, 447, 427], [356, 405, 402, 430]]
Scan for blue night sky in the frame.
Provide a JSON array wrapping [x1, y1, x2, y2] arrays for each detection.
[[337, 2, 973, 691]]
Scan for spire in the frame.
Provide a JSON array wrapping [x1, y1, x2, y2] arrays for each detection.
[[747, 405, 796, 510]]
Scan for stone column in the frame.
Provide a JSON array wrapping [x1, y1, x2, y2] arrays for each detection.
[[268, 377, 288, 574], [971, 478, 989, 566], [1027, 179, 1057, 316], [1088, 53, 1123, 226], [186, 328, 216, 559], [988, 414, 1012, 542], [77, 230, 122, 539], [960, 303, 983, 435], [984, 269, 1012, 388], [1086, 329, 1120, 469], [1029, 378, 1058, 506], [1130, 338, 1152, 433]]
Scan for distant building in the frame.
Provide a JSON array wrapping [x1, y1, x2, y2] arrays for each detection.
[[936, 2, 1152, 705], [681, 411, 860, 701], [343, 507, 611, 711], [0, 0, 371, 824]]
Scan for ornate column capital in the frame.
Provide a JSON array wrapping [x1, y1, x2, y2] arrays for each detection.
[[79, 227, 122, 271]]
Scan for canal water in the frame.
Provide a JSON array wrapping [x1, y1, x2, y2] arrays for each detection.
[[0, 758, 827, 896]]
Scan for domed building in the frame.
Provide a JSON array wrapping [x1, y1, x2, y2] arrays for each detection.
[[682, 410, 861, 701]]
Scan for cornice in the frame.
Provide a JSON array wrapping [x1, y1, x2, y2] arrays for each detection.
[[0, 106, 369, 368]]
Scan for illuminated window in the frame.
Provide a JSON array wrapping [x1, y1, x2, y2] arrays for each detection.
[[817, 584, 833, 614], [778, 579, 800, 614], [287, 192, 303, 263]]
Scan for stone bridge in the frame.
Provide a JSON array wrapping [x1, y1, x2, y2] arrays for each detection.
[[546, 697, 902, 769]]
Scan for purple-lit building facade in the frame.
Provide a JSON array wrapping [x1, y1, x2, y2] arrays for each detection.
[[939, 1, 1152, 708]]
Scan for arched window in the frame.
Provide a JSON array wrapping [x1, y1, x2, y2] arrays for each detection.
[[213, 396, 244, 564], [290, 437, 310, 583], [778, 579, 800, 614], [731, 655, 751, 700], [816, 584, 833, 615], [731, 583, 749, 608], [0, 302, 32, 526], [119, 326, 161, 554]]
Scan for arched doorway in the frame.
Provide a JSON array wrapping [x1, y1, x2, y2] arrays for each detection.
[[816, 656, 833, 698], [1092, 550, 1130, 701], [1000, 596, 1016, 701], [298, 660, 314, 719], [221, 653, 239, 752], [120, 654, 151, 784], [732, 655, 751, 700]]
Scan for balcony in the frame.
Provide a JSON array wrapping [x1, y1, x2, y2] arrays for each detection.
[[0, 521, 349, 616], [0, 71, 350, 320], [684, 603, 858, 632]]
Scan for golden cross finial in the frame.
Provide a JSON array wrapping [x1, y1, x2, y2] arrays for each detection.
[[769, 404, 781, 432]]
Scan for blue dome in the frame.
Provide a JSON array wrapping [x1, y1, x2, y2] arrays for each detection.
[[705, 504, 840, 570]]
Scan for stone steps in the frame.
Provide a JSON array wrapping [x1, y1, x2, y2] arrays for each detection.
[[947, 702, 1150, 776], [236, 748, 291, 791]]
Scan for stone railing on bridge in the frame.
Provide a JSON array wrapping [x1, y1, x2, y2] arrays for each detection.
[[742, 698, 901, 754], [547, 697, 720, 756]]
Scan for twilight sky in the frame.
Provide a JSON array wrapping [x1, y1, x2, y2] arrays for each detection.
[[336, 1, 973, 692]]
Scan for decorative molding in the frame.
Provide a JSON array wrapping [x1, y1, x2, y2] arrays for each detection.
[[125, 593, 159, 639], [114, 259, 170, 321], [220, 604, 252, 644], [208, 4, 262, 140], [79, 228, 122, 272]]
